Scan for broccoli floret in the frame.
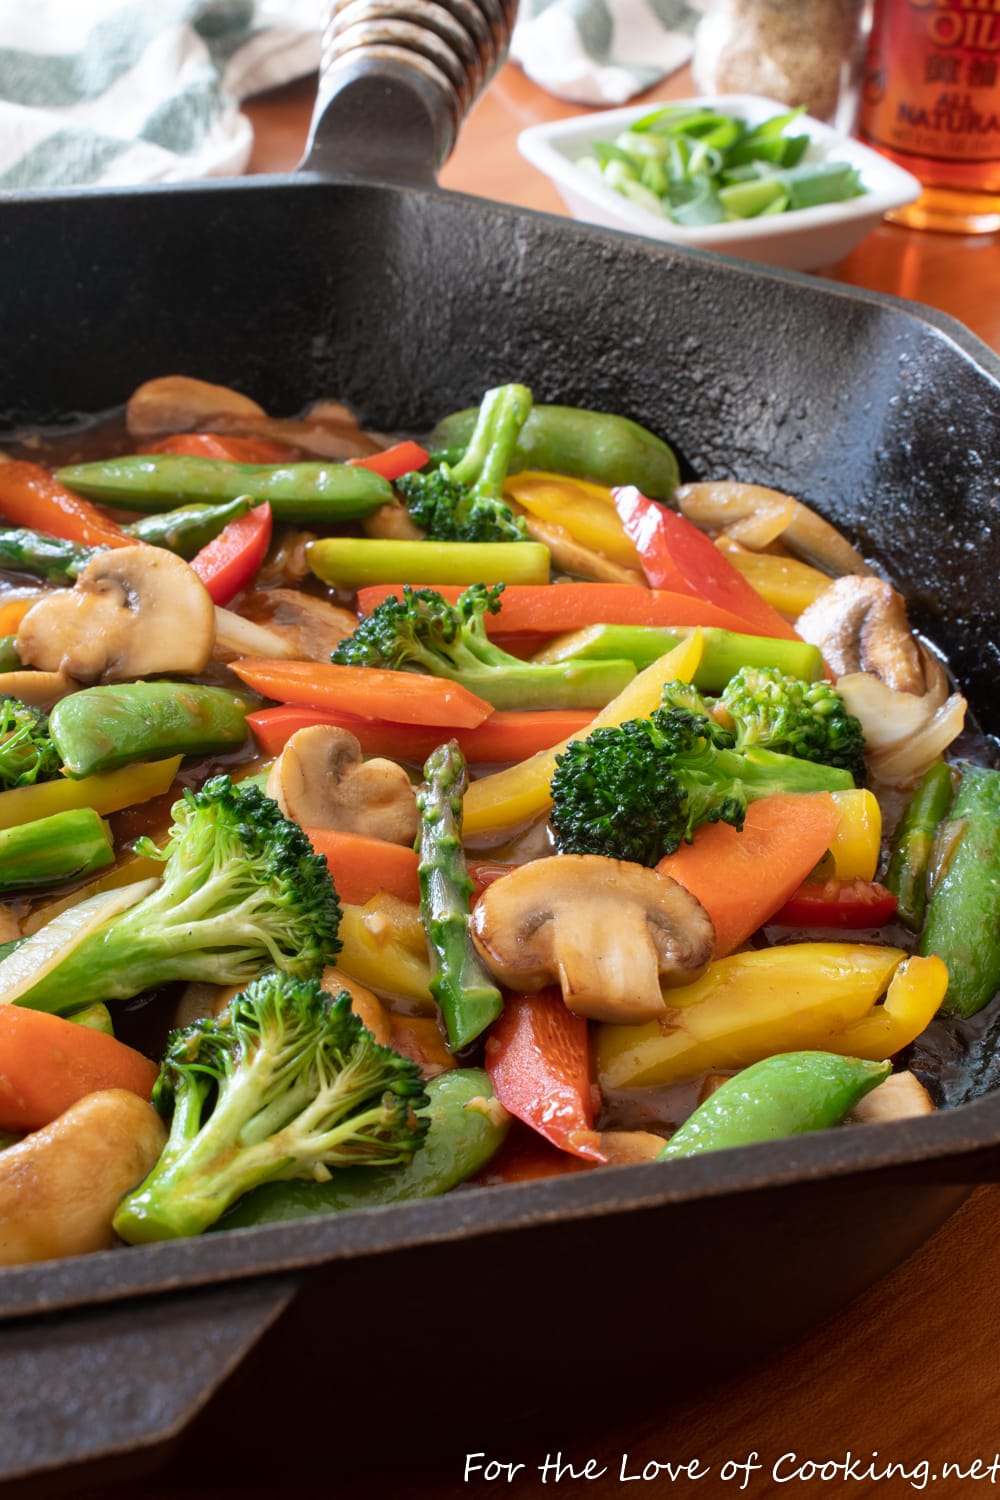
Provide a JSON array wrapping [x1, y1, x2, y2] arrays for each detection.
[[112, 971, 429, 1240], [717, 666, 866, 783], [396, 384, 531, 543], [550, 704, 855, 866], [333, 583, 635, 711], [2, 776, 341, 1014], [0, 696, 60, 790]]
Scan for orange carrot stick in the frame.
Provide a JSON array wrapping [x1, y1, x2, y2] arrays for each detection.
[[247, 705, 591, 764], [303, 827, 421, 906], [230, 658, 493, 729], [656, 792, 841, 957], [0, 1007, 158, 1133]]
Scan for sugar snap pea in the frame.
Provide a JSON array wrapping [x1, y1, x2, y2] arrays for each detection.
[[430, 404, 680, 501], [0, 806, 115, 892], [217, 1069, 509, 1228], [884, 759, 955, 931], [0, 528, 92, 584], [49, 682, 250, 778], [920, 763, 1000, 1018], [657, 1051, 891, 1160], [122, 496, 255, 557], [56, 455, 393, 524]]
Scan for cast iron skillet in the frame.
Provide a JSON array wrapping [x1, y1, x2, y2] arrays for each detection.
[[1, 3, 999, 1490]]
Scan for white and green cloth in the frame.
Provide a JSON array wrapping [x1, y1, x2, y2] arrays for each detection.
[[0, 0, 318, 188], [510, 0, 705, 106], [0, 0, 704, 188]]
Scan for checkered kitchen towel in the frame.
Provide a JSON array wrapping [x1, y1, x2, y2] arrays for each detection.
[[0, 0, 704, 189], [0, 0, 319, 188]]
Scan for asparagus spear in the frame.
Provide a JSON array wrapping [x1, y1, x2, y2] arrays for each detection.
[[416, 741, 503, 1050]]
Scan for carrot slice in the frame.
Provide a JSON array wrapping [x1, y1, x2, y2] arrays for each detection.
[[247, 705, 591, 764], [303, 827, 421, 906], [229, 659, 493, 729], [0, 1007, 158, 1133], [656, 792, 842, 957], [0, 462, 132, 549], [356, 583, 765, 637]]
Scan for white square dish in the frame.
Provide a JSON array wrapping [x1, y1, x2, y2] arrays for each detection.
[[518, 93, 922, 271]]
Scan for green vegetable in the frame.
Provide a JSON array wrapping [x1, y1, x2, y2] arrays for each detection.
[[220, 1068, 508, 1228], [430, 403, 680, 502], [0, 776, 341, 1015], [578, 105, 865, 227], [549, 699, 854, 866], [0, 806, 114, 892], [885, 759, 955, 931], [0, 637, 20, 673], [0, 695, 61, 789], [657, 1051, 891, 1160], [397, 384, 531, 543], [66, 1002, 115, 1035], [307, 536, 551, 589], [0, 528, 92, 584], [712, 665, 866, 783], [49, 681, 250, 778], [55, 455, 393, 525], [123, 496, 256, 556], [920, 763, 1000, 1018], [332, 583, 635, 712], [533, 624, 824, 689], [417, 742, 503, 1051], [113, 971, 429, 1241]]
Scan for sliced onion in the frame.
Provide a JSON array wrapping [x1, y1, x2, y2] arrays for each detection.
[[836, 670, 947, 751], [213, 606, 301, 660], [869, 693, 967, 787], [676, 481, 872, 577]]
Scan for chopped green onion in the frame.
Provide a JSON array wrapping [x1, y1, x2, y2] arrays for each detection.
[[583, 104, 866, 225]]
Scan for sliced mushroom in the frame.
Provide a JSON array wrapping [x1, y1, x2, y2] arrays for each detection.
[[16, 546, 215, 684], [363, 500, 426, 542], [266, 725, 418, 845], [795, 575, 928, 694], [126, 376, 381, 459], [597, 1130, 667, 1165], [850, 1070, 934, 1123], [675, 481, 873, 578], [235, 587, 358, 660], [126, 375, 266, 441], [470, 855, 715, 1025], [321, 964, 394, 1046]]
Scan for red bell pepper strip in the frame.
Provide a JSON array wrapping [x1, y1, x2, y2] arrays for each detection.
[[484, 989, 606, 1162], [770, 877, 899, 929], [612, 488, 800, 641], [144, 433, 293, 463], [246, 704, 591, 764], [189, 501, 273, 606], [231, 658, 494, 729], [356, 582, 766, 637], [347, 441, 429, 481], [0, 461, 133, 549]]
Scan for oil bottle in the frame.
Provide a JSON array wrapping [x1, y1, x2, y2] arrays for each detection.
[[857, 0, 1000, 232]]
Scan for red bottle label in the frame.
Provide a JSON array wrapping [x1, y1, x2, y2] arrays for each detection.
[[860, 0, 1000, 166]]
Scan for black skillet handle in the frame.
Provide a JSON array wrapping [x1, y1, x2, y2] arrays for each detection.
[[302, 0, 519, 182], [0, 1275, 295, 1491]]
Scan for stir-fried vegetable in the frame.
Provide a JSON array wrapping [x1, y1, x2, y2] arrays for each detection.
[[0, 376, 989, 1265]]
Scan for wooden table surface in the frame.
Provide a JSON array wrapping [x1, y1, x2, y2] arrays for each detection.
[[77, 60, 1000, 1500]]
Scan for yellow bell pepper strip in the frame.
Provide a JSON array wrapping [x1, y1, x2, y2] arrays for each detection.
[[714, 537, 833, 617], [834, 955, 947, 1058], [0, 756, 182, 832], [596, 942, 918, 1091], [825, 788, 882, 881], [502, 472, 642, 570], [462, 631, 703, 839], [336, 892, 437, 1011]]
